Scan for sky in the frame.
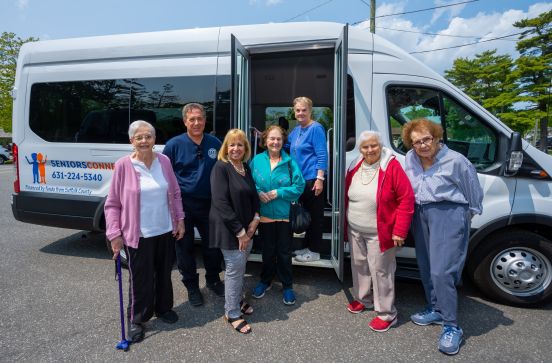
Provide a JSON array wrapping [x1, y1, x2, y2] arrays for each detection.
[[1, 0, 551, 74]]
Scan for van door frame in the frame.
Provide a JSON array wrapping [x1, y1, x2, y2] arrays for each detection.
[[231, 34, 251, 132], [229, 32, 348, 280], [330, 25, 348, 281]]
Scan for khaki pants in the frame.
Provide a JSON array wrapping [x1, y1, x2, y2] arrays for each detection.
[[349, 227, 397, 321]]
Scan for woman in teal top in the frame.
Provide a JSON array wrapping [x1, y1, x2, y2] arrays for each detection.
[[250, 125, 305, 305]]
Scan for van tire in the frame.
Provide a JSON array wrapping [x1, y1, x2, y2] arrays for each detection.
[[105, 237, 129, 269], [468, 229, 552, 306], [0, 156, 6, 164]]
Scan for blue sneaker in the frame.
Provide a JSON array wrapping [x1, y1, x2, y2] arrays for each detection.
[[252, 282, 271, 299], [410, 308, 443, 326], [439, 325, 463, 355], [283, 289, 296, 305]]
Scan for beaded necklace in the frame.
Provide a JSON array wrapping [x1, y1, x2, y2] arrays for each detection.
[[360, 161, 379, 185], [230, 160, 245, 176]]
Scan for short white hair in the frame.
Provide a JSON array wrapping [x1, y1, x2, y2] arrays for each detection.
[[128, 120, 155, 139], [358, 130, 382, 149]]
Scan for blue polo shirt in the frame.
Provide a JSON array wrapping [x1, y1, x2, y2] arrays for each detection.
[[288, 121, 328, 180], [163, 133, 221, 200]]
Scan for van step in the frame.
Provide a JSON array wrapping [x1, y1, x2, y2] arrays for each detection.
[[248, 253, 334, 268]]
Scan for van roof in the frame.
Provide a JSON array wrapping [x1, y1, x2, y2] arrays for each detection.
[[19, 22, 363, 65]]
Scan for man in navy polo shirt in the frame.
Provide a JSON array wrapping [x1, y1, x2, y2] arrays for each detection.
[[163, 103, 223, 306]]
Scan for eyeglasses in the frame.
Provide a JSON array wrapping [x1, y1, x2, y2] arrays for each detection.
[[133, 134, 153, 142], [412, 136, 434, 148], [196, 146, 203, 160]]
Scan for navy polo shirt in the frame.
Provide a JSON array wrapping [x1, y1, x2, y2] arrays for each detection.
[[163, 133, 221, 200]]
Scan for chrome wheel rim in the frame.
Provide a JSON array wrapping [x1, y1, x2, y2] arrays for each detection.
[[490, 247, 552, 297]]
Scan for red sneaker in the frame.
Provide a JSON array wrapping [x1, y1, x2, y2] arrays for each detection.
[[347, 300, 366, 314], [369, 316, 397, 332]]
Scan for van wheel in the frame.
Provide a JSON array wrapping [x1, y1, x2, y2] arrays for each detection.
[[468, 230, 552, 306], [0, 156, 5, 164], [105, 238, 129, 269]]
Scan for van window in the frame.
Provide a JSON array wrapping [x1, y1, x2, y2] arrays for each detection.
[[29, 76, 216, 144], [260, 74, 356, 151], [386, 86, 497, 171]]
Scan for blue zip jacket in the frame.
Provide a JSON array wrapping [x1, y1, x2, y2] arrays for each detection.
[[250, 150, 305, 220]]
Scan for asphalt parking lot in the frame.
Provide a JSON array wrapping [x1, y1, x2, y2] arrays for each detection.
[[1, 164, 551, 362]]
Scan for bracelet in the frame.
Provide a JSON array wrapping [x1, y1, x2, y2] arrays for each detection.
[[253, 215, 260, 221], [316, 176, 325, 181]]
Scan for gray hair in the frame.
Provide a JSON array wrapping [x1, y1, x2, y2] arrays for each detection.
[[358, 130, 382, 149], [128, 120, 155, 139], [182, 103, 206, 119]]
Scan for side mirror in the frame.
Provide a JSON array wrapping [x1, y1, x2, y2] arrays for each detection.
[[506, 132, 523, 175]]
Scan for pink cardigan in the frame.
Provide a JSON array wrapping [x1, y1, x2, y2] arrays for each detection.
[[104, 153, 184, 248]]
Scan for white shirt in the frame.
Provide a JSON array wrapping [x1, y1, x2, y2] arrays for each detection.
[[132, 157, 173, 238]]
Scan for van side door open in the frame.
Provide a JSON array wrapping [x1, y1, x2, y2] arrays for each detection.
[[330, 25, 348, 281]]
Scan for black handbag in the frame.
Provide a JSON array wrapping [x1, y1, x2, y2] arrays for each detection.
[[287, 163, 311, 234]]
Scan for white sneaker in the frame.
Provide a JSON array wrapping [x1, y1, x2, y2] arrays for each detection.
[[293, 248, 310, 256], [295, 251, 320, 262]]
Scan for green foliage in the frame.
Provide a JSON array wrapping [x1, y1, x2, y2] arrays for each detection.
[[513, 10, 552, 146], [0, 32, 37, 133], [444, 10, 551, 139]]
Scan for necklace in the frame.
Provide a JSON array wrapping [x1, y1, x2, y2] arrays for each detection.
[[230, 160, 245, 176], [360, 161, 379, 185]]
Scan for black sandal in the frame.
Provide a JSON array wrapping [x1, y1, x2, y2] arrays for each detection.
[[224, 315, 252, 334], [240, 300, 253, 315]]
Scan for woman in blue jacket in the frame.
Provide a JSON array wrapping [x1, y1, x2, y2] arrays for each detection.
[[250, 125, 305, 305]]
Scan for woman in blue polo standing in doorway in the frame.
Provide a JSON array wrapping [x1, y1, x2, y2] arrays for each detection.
[[287, 96, 328, 263]]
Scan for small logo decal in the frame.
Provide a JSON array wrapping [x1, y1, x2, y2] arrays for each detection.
[[208, 148, 217, 159], [25, 152, 48, 184]]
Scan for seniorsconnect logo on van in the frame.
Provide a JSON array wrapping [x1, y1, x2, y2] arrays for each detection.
[[22, 153, 115, 196]]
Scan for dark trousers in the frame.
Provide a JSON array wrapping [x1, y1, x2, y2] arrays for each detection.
[[299, 179, 325, 253], [259, 221, 293, 289], [412, 202, 470, 327], [126, 232, 175, 324], [176, 198, 222, 290]]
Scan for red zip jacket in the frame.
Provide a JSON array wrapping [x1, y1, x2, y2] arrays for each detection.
[[344, 147, 414, 252]]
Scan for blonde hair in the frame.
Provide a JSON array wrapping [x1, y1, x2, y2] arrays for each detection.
[[293, 96, 313, 112], [218, 129, 251, 162]]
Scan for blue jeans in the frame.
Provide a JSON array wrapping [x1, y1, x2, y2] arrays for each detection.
[[412, 202, 470, 326]]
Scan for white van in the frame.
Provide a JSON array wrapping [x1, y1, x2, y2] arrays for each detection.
[[10, 22, 552, 306]]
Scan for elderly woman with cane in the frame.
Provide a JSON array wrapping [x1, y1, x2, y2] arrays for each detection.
[[105, 120, 184, 343], [344, 130, 414, 332]]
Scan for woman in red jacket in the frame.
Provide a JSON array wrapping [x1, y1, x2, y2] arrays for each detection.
[[344, 130, 414, 332]]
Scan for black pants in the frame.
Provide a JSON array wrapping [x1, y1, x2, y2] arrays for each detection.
[[126, 232, 175, 324], [259, 221, 293, 289], [299, 179, 325, 253], [176, 198, 222, 290]]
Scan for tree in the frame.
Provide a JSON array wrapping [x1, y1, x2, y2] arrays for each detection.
[[0, 32, 37, 133], [444, 50, 526, 132], [513, 10, 552, 150]]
